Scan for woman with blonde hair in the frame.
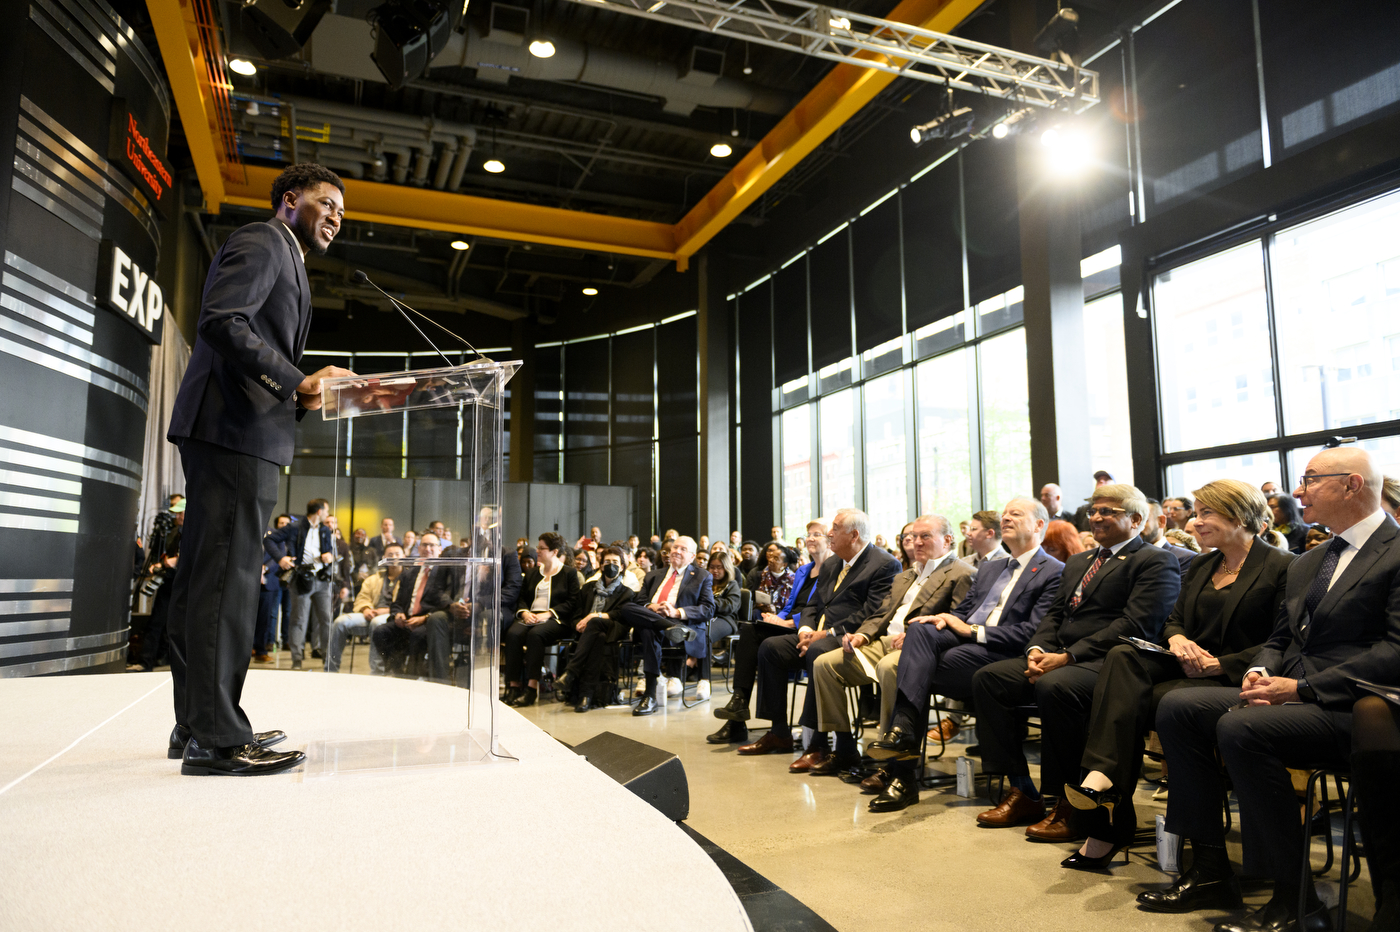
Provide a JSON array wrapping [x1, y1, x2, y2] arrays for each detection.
[[1063, 479, 1294, 875]]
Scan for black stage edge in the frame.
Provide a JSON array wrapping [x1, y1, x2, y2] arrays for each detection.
[[680, 823, 841, 932]]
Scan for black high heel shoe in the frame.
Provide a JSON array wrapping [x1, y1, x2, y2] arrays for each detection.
[[1064, 783, 1120, 815], [1061, 843, 1127, 872]]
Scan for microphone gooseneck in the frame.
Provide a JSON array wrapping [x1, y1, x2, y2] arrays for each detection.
[[351, 269, 489, 366]]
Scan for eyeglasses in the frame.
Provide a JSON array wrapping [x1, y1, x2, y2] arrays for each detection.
[[907, 533, 937, 541], [1085, 506, 1128, 518], [1298, 473, 1351, 489]]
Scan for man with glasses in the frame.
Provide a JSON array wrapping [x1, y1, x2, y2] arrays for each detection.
[[867, 499, 1064, 812], [1141, 448, 1400, 932], [615, 535, 715, 715], [970, 484, 1180, 838], [807, 514, 974, 780]]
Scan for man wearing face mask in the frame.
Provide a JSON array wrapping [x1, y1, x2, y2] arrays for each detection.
[[552, 547, 645, 711]]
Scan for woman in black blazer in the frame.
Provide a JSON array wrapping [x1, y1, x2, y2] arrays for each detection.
[[551, 546, 641, 712], [504, 531, 582, 707], [1059, 479, 1295, 870]]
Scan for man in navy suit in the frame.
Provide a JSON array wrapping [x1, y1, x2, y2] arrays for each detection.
[[867, 498, 1065, 812], [165, 164, 352, 776], [263, 498, 337, 670], [614, 535, 716, 715], [1141, 448, 1400, 932], [735, 508, 901, 759], [971, 484, 1180, 838]]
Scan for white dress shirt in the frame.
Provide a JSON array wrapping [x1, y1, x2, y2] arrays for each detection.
[[276, 220, 306, 264], [799, 543, 869, 634], [887, 554, 952, 638], [977, 550, 1034, 640], [301, 521, 321, 565]]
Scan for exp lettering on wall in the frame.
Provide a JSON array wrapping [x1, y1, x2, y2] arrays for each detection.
[[108, 100, 173, 215], [97, 241, 163, 344]]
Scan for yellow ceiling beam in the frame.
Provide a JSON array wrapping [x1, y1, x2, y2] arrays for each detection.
[[148, 0, 980, 270], [671, 0, 984, 268], [226, 166, 679, 260]]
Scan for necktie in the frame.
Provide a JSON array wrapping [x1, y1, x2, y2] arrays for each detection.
[[1069, 549, 1112, 612], [1302, 536, 1349, 622], [818, 563, 852, 630], [656, 569, 678, 604], [409, 568, 428, 615], [968, 559, 1019, 627]]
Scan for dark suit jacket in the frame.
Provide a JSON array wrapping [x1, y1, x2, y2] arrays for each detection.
[[855, 555, 975, 641], [1161, 540, 1198, 575], [799, 544, 902, 637], [263, 519, 335, 568], [516, 566, 583, 620], [562, 579, 643, 640], [368, 534, 398, 557], [712, 578, 742, 623], [1254, 514, 1400, 708], [948, 546, 1065, 654], [168, 220, 312, 465], [639, 564, 717, 659], [1162, 538, 1293, 683], [1027, 535, 1181, 663], [391, 564, 460, 618]]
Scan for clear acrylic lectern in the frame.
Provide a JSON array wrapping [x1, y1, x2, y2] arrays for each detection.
[[301, 359, 520, 778]]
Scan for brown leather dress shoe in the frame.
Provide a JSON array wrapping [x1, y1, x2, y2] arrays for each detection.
[[789, 750, 828, 773], [737, 729, 796, 756], [1025, 798, 1087, 841], [976, 787, 1045, 826], [928, 718, 960, 742], [810, 751, 862, 776], [861, 768, 891, 794]]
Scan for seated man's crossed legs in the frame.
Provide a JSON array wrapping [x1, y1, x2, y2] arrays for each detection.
[[325, 610, 386, 673], [811, 636, 899, 776], [732, 631, 844, 765], [709, 621, 794, 744]]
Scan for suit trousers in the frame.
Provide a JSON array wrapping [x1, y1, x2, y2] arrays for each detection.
[[728, 621, 793, 705], [139, 579, 173, 670], [562, 617, 626, 699], [613, 602, 704, 678], [755, 632, 843, 727], [372, 613, 448, 676], [254, 588, 279, 652], [502, 616, 566, 683], [812, 636, 899, 734], [1156, 687, 1352, 881], [1078, 645, 1226, 843], [971, 655, 1103, 798], [288, 578, 332, 662], [894, 624, 1019, 732], [167, 438, 279, 747]]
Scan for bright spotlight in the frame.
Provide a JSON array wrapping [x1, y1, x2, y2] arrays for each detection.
[[528, 39, 556, 58], [229, 58, 257, 76], [909, 107, 974, 147], [710, 142, 733, 158], [483, 159, 505, 173], [1040, 124, 1093, 175], [450, 240, 470, 250], [582, 287, 598, 296], [992, 122, 1009, 139]]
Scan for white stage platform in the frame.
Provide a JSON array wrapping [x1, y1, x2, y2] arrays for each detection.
[[0, 671, 754, 932]]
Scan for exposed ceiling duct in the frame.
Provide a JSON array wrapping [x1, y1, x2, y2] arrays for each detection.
[[304, 13, 790, 116]]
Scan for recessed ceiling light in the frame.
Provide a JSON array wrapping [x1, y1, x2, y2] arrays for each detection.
[[483, 159, 505, 173], [450, 240, 470, 250], [528, 39, 556, 58], [229, 58, 256, 76], [710, 142, 733, 158], [582, 287, 598, 296]]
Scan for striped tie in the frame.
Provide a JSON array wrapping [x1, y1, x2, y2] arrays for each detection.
[[1068, 549, 1111, 612], [818, 563, 851, 631]]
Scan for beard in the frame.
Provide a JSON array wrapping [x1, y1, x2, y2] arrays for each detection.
[[293, 212, 331, 256]]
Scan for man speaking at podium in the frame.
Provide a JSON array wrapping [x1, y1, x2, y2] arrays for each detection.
[[165, 164, 353, 776]]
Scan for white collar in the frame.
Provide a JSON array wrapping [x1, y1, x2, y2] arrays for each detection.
[[1337, 508, 1388, 553], [842, 542, 869, 570], [276, 220, 306, 264]]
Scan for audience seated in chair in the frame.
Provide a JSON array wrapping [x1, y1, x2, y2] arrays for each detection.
[[325, 542, 405, 673], [370, 533, 457, 678], [503, 532, 582, 707], [552, 546, 644, 712]]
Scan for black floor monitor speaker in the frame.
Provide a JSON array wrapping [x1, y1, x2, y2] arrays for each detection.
[[574, 732, 689, 822]]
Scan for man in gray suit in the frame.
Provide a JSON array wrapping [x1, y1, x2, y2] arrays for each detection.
[[165, 164, 353, 777], [1141, 447, 1400, 932], [808, 514, 973, 774]]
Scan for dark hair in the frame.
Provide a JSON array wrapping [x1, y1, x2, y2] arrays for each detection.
[[599, 545, 626, 562], [635, 546, 658, 565], [764, 540, 798, 568], [1268, 492, 1306, 527], [538, 531, 565, 554], [306, 498, 330, 516], [271, 163, 344, 211], [708, 549, 735, 590]]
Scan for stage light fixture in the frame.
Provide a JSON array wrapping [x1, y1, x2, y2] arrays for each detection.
[[483, 159, 505, 173], [582, 287, 598, 296], [528, 39, 556, 58], [710, 142, 732, 157], [991, 107, 1034, 140], [909, 107, 974, 146], [229, 58, 257, 76], [828, 15, 851, 30], [450, 240, 470, 250]]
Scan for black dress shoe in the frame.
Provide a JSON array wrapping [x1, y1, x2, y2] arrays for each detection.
[[311, 648, 324, 660], [181, 737, 305, 776], [868, 727, 922, 761], [810, 752, 862, 776], [1064, 782, 1121, 815], [713, 696, 751, 722], [1212, 899, 1332, 932], [553, 672, 574, 697], [510, 689, 538, 707], [574, 694, 594, 713], [663, 623, 697, 644], [633, 695, 659, 716], [1137, 869, 1244, 913], [168, 725, 287, 760], [1061, 843, 1127, 872], [868, 776, 919, 812], [707, 721, 748, 744]]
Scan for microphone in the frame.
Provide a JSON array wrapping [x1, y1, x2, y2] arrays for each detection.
[[351, 270, 488, 367]]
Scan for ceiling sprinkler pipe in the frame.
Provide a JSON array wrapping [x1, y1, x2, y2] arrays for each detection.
[[447, 135, 473, 191], [412, 147, 433, 185], [433, 139, 457, 189]]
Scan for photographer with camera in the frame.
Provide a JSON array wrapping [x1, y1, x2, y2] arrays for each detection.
[[264, 499, 336, 670], [130, 500, 185, 672]]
